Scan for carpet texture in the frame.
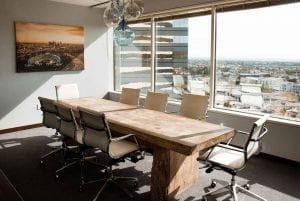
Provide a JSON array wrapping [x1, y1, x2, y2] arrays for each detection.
[[0, 127, 299, 201]]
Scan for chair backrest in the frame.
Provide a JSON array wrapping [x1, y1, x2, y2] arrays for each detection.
[[246, 114, 269, 158], [55, 83, 80, 100], [54, 102, 78, 139], [38, 97, 60, 130], [78, 107, 111, 153], [144, 91, 168, 112], [173, 75, 185, 88], [179, 94, 209, 120], [119, 87, 140, 106], [172, 75, 185, 95]]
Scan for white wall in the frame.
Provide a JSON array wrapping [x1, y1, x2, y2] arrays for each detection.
[[0, 0, 113, 129]]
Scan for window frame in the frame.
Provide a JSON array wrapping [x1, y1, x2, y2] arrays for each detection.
[[113, 0, 300, 124]]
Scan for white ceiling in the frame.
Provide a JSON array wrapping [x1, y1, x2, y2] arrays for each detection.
[[48, 0, 110, 8]]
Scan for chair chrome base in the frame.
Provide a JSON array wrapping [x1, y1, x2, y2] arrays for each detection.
[[55, 159, 80, 178], [80, 166, 137, 201], [93, 175, 137, 201], [40, 147, 62, 164], [202, 176, 266, 201], [55, 144, 81, 177], [40, 131, 62, 164]]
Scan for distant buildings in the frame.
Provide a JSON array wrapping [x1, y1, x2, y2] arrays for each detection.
[[114, 20, 300, 120]]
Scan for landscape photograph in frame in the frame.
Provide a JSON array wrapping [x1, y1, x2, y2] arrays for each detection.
[[15, 22, 84, 72]]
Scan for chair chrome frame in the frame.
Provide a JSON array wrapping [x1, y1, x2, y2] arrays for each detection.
[[199, 115, 269, 201], [54, 102, 83, 178], [78, 107, 143, 200]]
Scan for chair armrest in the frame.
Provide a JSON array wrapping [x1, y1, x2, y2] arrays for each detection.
[[111, 134, 135, 141], [111, 134, 139, 145], [216, 144, 246, 153], [258, 126, 268, 140], [236, 130, 251, 135]]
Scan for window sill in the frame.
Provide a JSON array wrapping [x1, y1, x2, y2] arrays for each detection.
[[209, 108, 300, 128]]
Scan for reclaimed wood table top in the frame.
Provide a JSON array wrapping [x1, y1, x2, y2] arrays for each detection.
[[58, 97, 137, 112], [105, 108, 235, 155]]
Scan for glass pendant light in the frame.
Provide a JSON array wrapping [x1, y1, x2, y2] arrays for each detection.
[[135, 0, 144, 14], [103, 3, 120, 27], [114, 18, 135, 46], [111, 0, 124, 18], [103, 0, 124, 27], [124, 0, 141, 20]]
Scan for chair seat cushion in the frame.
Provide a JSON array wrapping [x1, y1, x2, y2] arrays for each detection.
[[109, 140, 139, 159], [199, 146, 245, 170]]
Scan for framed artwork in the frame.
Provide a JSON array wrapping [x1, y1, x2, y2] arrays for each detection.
[[15, 21, 84, 72]]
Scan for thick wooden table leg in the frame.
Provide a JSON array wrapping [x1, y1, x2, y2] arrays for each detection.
[[150, 146, 199, 201]]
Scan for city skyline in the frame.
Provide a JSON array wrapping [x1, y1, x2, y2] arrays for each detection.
[[15, 22, 84, 44]]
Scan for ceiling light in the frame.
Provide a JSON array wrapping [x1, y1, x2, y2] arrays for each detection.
[[103, 0, 144, 46]]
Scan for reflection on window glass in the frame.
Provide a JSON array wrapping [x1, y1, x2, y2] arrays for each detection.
[[114, 22, 151, 94], [155, 16, 211, 100], [215, 3, 300, 121]]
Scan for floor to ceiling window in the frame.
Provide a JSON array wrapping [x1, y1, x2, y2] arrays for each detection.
[[114, 22, 151, 94], [215, 3, 300, 121], [114, 2, 300, 122], [155, 16, 211, 100]]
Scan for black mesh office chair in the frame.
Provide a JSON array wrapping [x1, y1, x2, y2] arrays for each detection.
[[78, 106, 144, 200], [198, 114, 269, 201]]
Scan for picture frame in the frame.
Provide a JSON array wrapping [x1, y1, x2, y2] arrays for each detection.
[[15, 21, 84, 72]]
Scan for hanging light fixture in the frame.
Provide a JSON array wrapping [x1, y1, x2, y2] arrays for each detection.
[[103, 0, 144, 46], [124, 0, 142, 19], [114, 18, 135, 46], [103, 0, 123, 27]]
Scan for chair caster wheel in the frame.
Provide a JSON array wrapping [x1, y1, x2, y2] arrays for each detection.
[[242, 184, 250, 190], [55, 174, 59, 179], [201, 197, 208, 201], [210, 181, 216, 188], [79, 185, 84, 192], [40, 160, 44, 165], [134, 181, 138, 187]]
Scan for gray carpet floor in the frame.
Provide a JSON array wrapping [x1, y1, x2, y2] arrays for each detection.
[[0, 127, 299, 201]]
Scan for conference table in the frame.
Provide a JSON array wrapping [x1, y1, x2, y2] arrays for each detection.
[[59, 97, 235, 201]]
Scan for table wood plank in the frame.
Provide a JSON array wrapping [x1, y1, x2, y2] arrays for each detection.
[[105, 109, 234, 155], [58, 97, 137, 112]]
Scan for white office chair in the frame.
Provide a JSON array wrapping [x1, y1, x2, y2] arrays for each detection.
[[172, 74, 189, 95], [144, 91, 168, 112], [78, 106, 143, 200], [55, 83, 80, 100], [54, 102, 84, 178], [179, 94, 209, 120], [198, 114, 270, 201], [119, 87, 140, 106], [38, 97, 61, 164]]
